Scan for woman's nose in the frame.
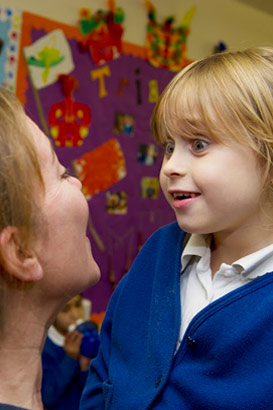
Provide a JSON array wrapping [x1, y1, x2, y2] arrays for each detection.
[[71, 176, 83, 190]]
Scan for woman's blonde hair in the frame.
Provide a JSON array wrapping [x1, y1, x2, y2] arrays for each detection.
[[151, 47, 273, 184], [0, 89, 43, 247]]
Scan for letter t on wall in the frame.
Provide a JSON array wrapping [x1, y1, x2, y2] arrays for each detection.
[[91, 65, 111, 98]]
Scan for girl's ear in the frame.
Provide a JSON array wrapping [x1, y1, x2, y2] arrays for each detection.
[[0, 226, 43, 282]]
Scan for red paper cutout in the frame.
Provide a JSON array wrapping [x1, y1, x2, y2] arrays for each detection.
[[73, 138, 126, 199], [48, 74, 91, 147], [78, 0, 124, 65]]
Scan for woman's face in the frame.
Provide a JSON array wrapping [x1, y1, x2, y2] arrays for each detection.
[[28, 118, 100, 297]]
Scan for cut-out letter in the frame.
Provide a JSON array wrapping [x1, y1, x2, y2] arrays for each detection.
[[149, 80, 159, 103], [91, 65, 111, 98]]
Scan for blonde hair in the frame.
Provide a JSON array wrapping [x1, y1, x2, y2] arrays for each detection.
[[151, 47, 273, 185], [0, 89, 43, 248]]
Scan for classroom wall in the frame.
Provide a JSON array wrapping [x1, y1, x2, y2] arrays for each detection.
[[3, 0, 273, 60], [1, 0, 272, 316]]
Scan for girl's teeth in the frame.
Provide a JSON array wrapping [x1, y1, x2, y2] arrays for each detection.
[[173, 192, 196, 199]]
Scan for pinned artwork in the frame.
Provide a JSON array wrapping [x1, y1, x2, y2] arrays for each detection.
[[73, 138, 126, 199], [148, 79, 159, 103], [117, 77, 129, 96], [78, 0, 125, 65], [113, 112, 135, 136], [141, 177, 160, 199], [106, 191, 128, 214], [23, 29, 74, 89], [213, 41, 227, 53], [107, 226, 135, 289], [138, 144, 157, 165], [135, 67, 142, 104], [91, 65, 111, 98], [145, 1, 195, 71], [0, 6, 22, 91], [16, 11, 177, 314], [48, 74, 91, 147]]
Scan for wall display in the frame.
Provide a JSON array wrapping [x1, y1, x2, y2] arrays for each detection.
[[48, 74, 92, 147], [78, 0, 125, 66], [145, 0, 195, 71], [0, 6, 22, 91], [23, 29, 74, 89], [13, 9, 184, 315], [213, 41, 228, 53]]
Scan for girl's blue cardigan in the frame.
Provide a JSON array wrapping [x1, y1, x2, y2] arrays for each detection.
[[80, 222, 273, 410]]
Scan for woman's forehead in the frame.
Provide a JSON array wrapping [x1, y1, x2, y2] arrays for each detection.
[[26, 116, 56, 164]]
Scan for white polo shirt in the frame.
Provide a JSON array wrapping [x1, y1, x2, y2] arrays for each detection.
[[177, 234, 273, 346]]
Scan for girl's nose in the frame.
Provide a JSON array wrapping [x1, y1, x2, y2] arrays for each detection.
[[161, 150, 188, 177], [70, 308, 80, 321]]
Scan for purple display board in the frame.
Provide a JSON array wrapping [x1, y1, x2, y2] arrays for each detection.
[[24, 28, 176, 313]]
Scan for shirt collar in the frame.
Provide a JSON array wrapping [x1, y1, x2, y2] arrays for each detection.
[[233, 244, 273, 279], [47, 325, 65, 346], [181, 234, 273, 280], [181, 233, 211, 272]]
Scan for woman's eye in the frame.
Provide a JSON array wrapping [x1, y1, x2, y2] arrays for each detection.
[[164, 140, 175, 155], [62, 168, 70, 179], [192, 139, 208, 152]]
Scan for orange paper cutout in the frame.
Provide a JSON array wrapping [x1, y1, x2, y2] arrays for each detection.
[[73, 138, 126, 199]]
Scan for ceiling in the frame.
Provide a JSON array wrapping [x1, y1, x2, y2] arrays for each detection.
[[235, 0, 273, 15]]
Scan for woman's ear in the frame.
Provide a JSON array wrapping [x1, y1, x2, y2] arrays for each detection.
[[0, 226, 43, 282]]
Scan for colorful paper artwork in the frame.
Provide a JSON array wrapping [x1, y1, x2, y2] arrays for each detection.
[[106, 191, 128, 214], [141, 177, 160, 199], [23, 29, 74, 89], [91, 65, 111, 98], [148, 79, 159, 103], [16, 11, 177, 314], [0, 6, 22, 91], [138, 144, 157, 165], [117, 78, 129, 96], [48, 74, 91, 147], [213, 41, 227, 53], [73, 138, 126, 199], [78, 0, 125, 65], [113, 113, 135, 136], [145, 1, 195, 71]]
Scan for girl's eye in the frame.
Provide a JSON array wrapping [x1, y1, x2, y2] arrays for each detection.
[[164, 140, 175, 155], [191, 139, 209, 152], [62, 168, 70, 179]]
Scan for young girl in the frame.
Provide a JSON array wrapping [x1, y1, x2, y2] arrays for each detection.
[[42, 295, 90, 410], [80, 47, 273, 410]]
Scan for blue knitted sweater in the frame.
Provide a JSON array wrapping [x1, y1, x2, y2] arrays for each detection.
[[42, 336, 88, 409], [80, 222, 273, 410]]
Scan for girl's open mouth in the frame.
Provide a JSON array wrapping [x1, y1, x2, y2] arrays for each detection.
[[172, 192, 199, 200], [171, 191, 200, 209]]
